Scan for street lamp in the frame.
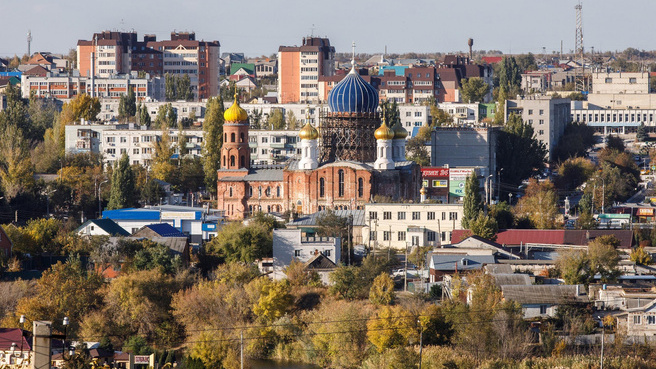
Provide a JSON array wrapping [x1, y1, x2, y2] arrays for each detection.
[[61, 317, 75, 361]]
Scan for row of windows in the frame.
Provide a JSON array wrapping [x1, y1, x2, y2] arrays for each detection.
[[371, 230, 447, 242], [527, 109, 545, 115], [370, 211, 458, 221], [318, 172, 364, 199], [574, 112, 654, 123]]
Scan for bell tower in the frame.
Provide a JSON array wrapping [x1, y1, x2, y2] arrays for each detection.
[[221, 94, 251, 169]]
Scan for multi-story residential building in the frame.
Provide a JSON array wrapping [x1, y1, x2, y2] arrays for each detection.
[[98, 99, 205, 122], [21, 73, 164, 101], [278, 37, 335, 103], [437, 102, 480, 124], [272, 229, 341, 281], [64, 123, 203, 168], [521, 68, 577, 92], [363, 203, 463, 249], [77, 31, 220, 100], [248, 130, 300, 165], [506, 95, 570, 160]]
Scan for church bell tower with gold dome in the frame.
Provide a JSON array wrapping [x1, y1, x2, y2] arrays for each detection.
[[220, 94, 251, 170]]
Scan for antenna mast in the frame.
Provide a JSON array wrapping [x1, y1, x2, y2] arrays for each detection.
[[27, 30, 32, 57], [575, 1, 586, 91]]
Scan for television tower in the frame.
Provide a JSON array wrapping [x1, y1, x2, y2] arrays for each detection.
[[575, 1, 586, 91], [27, 30, 32, 57]]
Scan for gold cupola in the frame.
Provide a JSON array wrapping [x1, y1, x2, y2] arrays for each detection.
[[299, 122, 319, 140], [374, 117, 395, 140], [224, 93, 248, 122], [392, 119, 408, 139]]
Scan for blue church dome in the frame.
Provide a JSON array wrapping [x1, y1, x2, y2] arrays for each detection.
[[328, 67, 379, 113]]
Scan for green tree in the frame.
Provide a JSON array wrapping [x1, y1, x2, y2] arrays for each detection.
[[369, 273, 395, 306], [250, 278, 292, 323], [516, 53, 537, 72], [462, 172, 483, 229], [493, 87, 507, 125], [496, 57, 522, 95], [587, 235, 621, 283], [286, 110, 299, 130], [489, 202, 514, 229], [367, 305, 415, 352], [155, 103, 177, 128], [637, 123, 648, 142], [460, 77, 490, 103], [0, 84, 30, 134], [496, 113, 547, 187], [406, 126, 431, 166], [204, 222, 272, 263], [268, 109, 285, 130], [430, 106, 454, 126], [556, 157, 596, 191], [469, 211, 499, 241], [202, 96, 224, 195], [165, 73, 176, 101], [176, 74, 194, 101], [630, 246, 653, 265], [27, 94, 58, 141], [107, 154, 136, 210], [138, 104, 151, 127]]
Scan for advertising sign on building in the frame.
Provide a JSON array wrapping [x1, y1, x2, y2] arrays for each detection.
[[449, 168, 475, 199]]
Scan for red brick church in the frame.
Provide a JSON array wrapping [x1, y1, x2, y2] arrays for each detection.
[[217, 64, 421, 220]]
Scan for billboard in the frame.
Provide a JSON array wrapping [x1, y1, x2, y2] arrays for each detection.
[[449, 168, 475, 199]]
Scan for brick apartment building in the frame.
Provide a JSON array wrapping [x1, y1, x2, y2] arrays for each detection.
[[278, 37, 336, 103]]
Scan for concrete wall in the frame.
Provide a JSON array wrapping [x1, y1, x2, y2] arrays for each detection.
[[430, 127, 497, 173]]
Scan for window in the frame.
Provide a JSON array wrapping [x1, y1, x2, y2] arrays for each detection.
[[383, 231, 390, 241], [449, 212, 458, 220], [539, 109, 544, 115], [412, 211, 420, 220], [540, 305, 547, 315], [370, 231, 377, 241], [369, 211, 378, 220], [411, 236, 419, 246], [527, 109, 533, 115], [427, 231, 436, 242], [398, 231, 406, 241], [324, 250, 331, 257], [294, 250, 301, 257], [229, 187, 233, 197], [442, 212, 446, 220], [383, 212, 392, 220], [398, 212, 406, 220], [605, 78, 612, 83], [338, 170, 345, 197], [648, 316, 656, 325], [358, 178, 364, 198], [428, 212, 435, 220], [633, 315, 641, 325], [630, 77, 637, 84], [319, 178, 325, 198]]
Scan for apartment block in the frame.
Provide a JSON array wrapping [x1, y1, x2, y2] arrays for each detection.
[[278, 37, 335, 103], [506, 95, 570, 160]]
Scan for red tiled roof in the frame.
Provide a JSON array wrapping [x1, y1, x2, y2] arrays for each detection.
[[0, 328, 30, 351], [451, 229, 634, 248], [481, 56, 503, 64]]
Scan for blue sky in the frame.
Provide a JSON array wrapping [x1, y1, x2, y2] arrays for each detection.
[[2, 0, 655, 58]]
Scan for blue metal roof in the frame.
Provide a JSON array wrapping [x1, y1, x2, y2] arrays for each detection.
[[102, 208, 161, 220], [328, 68, 378, 114], [378, 66, 407, 76], [144, 223, 186, 237]]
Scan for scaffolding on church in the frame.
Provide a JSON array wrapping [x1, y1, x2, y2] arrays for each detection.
[[318, 109, 379, 163]]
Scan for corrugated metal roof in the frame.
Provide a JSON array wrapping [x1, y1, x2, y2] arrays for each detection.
[[492, 273, 531, 287], [451, 229, 634, 249], [305, 253, 337, 270], [242, 169, 284, 182], [77, 219, 130, 236], [288, 210, 366, 227], [102, 208, 160, 220], [143, 223, 185, 237], [430, 254, 496, 271], [501, 284, 588, 305]]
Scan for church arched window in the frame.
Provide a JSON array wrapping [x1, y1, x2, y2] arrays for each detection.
[[240, 133, 244, 143], [276, 186, 281, 197], [358, 177, 363, 198], [223, 155, 226, 167], [338, 170, 345, 197], [319, 178, 325, 198], [231, 132, 236, 142], [229, 187, 233, 197], [230, 155, 235, 167]]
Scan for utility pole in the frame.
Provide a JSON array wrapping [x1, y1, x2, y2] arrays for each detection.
[[418, 320, 424, 369], [240, 331, 244, 369]]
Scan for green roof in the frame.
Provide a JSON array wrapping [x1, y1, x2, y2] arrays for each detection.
[[230, 63, 255, 76]]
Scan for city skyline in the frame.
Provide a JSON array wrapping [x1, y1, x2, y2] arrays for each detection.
[[2, 0, 656, 58]]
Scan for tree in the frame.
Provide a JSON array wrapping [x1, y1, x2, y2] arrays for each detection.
[[630, 246, 653, 265], [514, 179, 559, 229], [165, 73, 176, 101], [555, 157, 596, 192], [406, 127, 431, 166], [286, 111, 299, 130], [430, 106, 454, 126], [249, 278, 292, 323], [516, 53, 537, 72], [13, 258, 104, 336], [268, 109, 285, 130], [201, 96, 224, 195], [637, 123, 648, 142], [152, 129, 176, 182], [107, 154, 136, 210], [493, 87, 507, 125], [489, 202, 514, 229], [587, 235, 621, 283], [204, 222, 273, 263], [462, 172, 483, 229], [0, 84, 30, 133], [552, 122, 596, 161], [155, 103, 177, 128], [369, 273, 395, 306], [469, 211, 499, 241], [0, 124, 34, 200], [460, 77, 490, 103], [60, 94, 100, 124], [27, 94, 58, 141], [496, 113, 547, 187], [176, 74, 194, 101], [496, 57, 522, 95], [367, 305, 415, 352], [138, 104, 151, 127]]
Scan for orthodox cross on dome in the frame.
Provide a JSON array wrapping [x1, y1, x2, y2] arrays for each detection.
[[351, 41, 356, 69]]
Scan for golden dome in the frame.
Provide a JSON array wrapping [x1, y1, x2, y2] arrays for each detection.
[[392, 120, 408, 139], [374, 119, 395, 140], [224, 93, 248, 122], [299, 122, 319, 140]]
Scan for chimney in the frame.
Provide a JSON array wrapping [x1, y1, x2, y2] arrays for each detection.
[[32, 321, 52, 369], [468, 38, 474, 60]]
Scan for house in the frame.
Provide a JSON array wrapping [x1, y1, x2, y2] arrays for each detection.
[[446, 235, 520, 260], [0, 328, 30, 367], [286, 209, 365, 245], [615, 299, 656, 337], [76, 219, 131, 237], [501, 284, 588, 319], [272, 229, 340, 281], [305, 253, 338, 285], [593, 285, 656, 310], [428, 253, 496, 282]]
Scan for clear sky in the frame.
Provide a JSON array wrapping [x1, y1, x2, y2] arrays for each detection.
[[2, 0, 655, 58]]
